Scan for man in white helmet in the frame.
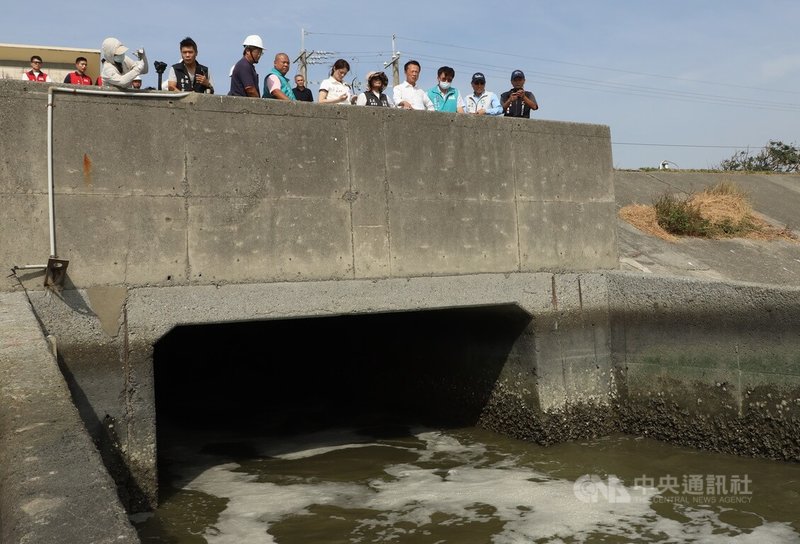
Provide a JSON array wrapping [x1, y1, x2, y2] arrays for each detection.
[[229, 34, 264, 97]]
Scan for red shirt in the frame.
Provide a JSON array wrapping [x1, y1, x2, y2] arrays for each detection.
[[65, 72, 94, 85], [25, 70, 49, 82]]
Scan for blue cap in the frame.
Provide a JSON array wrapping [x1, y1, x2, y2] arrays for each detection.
[[471, 72, 486, 83], [511, 70, 525, 80]]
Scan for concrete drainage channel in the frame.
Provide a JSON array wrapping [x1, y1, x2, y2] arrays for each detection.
[[2, 272, 800, 543]]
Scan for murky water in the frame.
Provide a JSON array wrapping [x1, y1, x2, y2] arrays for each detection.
[[133, 426, 800, 543]]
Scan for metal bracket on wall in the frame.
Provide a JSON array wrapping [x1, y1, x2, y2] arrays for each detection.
[[44, 257, 69, 288]]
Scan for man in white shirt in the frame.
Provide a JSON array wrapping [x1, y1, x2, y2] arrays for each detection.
[[392, 60, 434, 111]]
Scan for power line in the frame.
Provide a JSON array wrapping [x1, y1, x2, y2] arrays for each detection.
[[612, 142, 754, 149], [300, 31, 800, 112], [306, 31, 388, 39], [334, 51, 391, 56], [302, 31, 800, 97], [396, 35, 800, 96], [404, 50, 800, 112]]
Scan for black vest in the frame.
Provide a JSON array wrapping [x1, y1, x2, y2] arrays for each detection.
[[363, 91, 390, 107], [172, 62, 211, 93], [502, 89, 532, 118]]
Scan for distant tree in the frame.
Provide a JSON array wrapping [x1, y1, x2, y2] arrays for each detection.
[[717, 140, 800, 173]]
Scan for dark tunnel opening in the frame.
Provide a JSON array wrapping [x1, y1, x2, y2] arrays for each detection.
[[153, 305, 532, 437], [150, 304, 535, 510]]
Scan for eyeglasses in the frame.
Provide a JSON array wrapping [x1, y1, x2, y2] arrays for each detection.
[[31, 60, 42, 64]]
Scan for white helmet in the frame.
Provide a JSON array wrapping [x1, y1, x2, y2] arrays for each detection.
[[242, 35, 264, 49]]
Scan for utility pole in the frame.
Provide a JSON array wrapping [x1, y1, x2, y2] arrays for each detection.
[[383, 34, 401, 86], [293, 28, 335, 84], [294, 28, 309, 80]]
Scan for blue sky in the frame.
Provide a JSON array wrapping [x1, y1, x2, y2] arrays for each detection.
[[4, 0, 799, 169]]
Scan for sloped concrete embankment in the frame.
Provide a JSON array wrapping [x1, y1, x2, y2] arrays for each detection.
[[614, 170, 800, 284], [0, 292, 138, 544]]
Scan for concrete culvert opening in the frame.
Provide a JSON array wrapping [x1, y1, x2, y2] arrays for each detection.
[[138, 305, 545, 540], [153, 305, 533, 438], [152, 305, 531, 516]]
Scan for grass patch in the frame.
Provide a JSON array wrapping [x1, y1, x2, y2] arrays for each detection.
[[619, 181, 797, 242], [653, 193, 710, 236]]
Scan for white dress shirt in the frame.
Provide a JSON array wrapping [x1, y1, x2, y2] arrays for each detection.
[[392, 81, 434, 111]]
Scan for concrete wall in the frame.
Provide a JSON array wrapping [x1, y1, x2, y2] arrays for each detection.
[[0, 77, 619, 522], [21, 268, 800, 516], [23, 272, 616, 511], [0, 79, 616, 290], [609, 273, 800, 459], [5, 79, 800, 535]]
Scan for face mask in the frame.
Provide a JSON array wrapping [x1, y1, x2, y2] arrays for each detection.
[[113, 54, 125, 64], [439, 81, 451, 90]]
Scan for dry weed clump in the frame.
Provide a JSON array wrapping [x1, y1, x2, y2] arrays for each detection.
[[618, 204, 677, 242], [618, 181, 797, 243]]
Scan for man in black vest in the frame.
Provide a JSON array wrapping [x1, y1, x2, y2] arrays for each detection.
[[501, 70, 538, 118], [167, 37, 214, 93]]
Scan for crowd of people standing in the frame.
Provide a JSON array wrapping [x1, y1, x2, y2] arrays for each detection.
[[228, 34, 538, 118], [22, 34, 538, 118]]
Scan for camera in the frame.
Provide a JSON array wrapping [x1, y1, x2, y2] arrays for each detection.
[[153, 61, 168, 91]]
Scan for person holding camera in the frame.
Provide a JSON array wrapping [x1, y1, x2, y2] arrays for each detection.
[[100, 37, 148, 89], [167, 37, 214, 94], [501, 70, 538, 118]]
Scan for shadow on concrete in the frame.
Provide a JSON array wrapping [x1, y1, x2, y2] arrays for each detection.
[[56, 353, 148, 511]]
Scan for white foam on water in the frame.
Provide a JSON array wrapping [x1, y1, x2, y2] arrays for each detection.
[[253, 428, 371, 458], [274, 443, 383, 461], [180, 430, 800, 544], [646, 505, 800, 543], [186, 463, 367, 544]]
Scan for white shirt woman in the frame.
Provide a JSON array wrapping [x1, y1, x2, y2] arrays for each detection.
[[318, 59, 353, 105]]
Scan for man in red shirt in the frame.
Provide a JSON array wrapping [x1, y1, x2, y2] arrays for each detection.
[[63, 57, 94, 85], [21, 56, 51, 82]]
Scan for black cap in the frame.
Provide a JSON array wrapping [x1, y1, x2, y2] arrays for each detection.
[[511, 70, 525, 80], [471, 72, 486, 83]]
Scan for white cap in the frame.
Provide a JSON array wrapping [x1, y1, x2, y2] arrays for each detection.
[[133, 76, 142, 81], [242, 35, 264, 49]]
